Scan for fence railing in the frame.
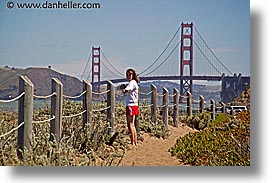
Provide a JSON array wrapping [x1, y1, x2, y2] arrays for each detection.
[[0, 76, 227, 157]]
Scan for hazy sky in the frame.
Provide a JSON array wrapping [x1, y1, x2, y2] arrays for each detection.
[[0, 0, 249, 81]]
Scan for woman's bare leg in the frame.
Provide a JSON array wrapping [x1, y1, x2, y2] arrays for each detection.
[[126, 114, 137, 145], [132, 115, 138, 145]]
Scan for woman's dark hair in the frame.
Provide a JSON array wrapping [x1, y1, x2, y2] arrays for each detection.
[[126, 68, 140, 83]]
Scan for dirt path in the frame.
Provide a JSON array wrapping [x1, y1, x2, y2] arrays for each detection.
[[119, 124, 195, 166]]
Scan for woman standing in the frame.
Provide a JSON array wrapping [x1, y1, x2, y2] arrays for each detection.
[[121, 68, 140, 146]]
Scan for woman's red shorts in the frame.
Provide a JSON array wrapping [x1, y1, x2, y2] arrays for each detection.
[[126, 106, 139, 116]]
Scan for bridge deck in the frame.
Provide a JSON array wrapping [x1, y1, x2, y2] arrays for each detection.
[[93, 75, 250, 85]]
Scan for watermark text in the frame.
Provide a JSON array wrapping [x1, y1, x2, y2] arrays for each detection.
[[6, 1, 101, 10]]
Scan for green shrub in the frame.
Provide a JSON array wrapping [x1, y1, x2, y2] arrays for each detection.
[[169, 112, 250, 166]]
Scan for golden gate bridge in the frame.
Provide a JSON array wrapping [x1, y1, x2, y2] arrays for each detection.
[[81, 22, 250, 103]]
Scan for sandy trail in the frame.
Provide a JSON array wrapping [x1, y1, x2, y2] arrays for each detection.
[[119, 124, 194, 166]]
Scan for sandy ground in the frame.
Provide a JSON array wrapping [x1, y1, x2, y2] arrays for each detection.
[[119, 124, 195, 166]]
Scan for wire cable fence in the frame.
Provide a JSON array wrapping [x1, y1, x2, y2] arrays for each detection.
[[0, 91, 26, 139], [0, 77, 116, 156], [1, 76, 227, 158], [33, 92, 56, 99], [0, 92, 25, 103]]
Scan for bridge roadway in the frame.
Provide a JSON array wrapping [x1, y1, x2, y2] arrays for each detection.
[[93, 75, 250, 85]]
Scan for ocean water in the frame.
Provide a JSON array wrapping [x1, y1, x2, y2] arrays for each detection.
[[0, 99, 52, 111]]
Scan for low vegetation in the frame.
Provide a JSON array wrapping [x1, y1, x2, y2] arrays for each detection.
[[169, 111, 250, 166], [1, 91, 250, 166], [0, 101, 171, 166], [1, 101, 127, 166]]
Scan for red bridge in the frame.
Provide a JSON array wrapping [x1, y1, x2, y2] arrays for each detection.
[[81, 22, 250, 103]]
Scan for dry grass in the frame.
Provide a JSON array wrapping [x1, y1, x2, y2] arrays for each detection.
[[0, 101, 171, 166]]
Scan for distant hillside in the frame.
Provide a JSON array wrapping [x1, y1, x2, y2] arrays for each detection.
[[230, 86, 250, 109], [0, 66, 82, 99], [138, 81, 221, 102], [0, 66, 222, 102]]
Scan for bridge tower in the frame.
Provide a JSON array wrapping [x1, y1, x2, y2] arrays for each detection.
[[91, 46, 101, 92], [180, 22, 193, 96]]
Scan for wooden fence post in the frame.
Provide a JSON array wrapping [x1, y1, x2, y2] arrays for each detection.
[[151, 84, 157, 123], [18, 76, 34, 158], [82, 80, 92, 130], [187, 91, 192, 116], [50, 78, 63, 143], [163, 87, 169, 128], [221, 102, 226, 113], [199, 95, 204, 113], [230, 106, 235, 116], [107, 81, 115, 135], [210, 99, 216, 121], [173, 88, 179, 128]]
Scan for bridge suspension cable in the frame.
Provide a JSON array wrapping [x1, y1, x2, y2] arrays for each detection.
[[85, 51, 124, 80], [100, 55, 124, 78], [193, 25, 233, 75], [81, 47, 125, 81], [193, 39, 222, 75], [139, 24, 181, 76], [101, 50, 124, 77], [81, 22, 234, 81], [80, 50, 92, 80], [143, 40, 181, 77]]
